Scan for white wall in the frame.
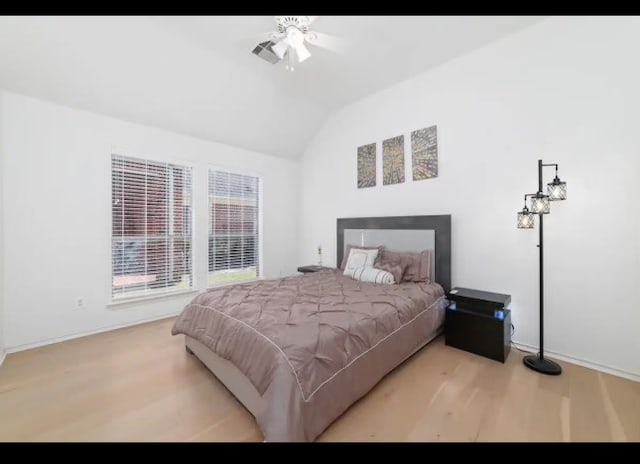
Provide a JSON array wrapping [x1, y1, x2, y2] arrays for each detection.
[[0, 91, 5, 362], [298, 17, 640, 377], [1, 90, 298, 350]]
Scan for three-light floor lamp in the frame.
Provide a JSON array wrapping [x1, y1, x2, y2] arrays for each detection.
[[517, 159, 567, 375]]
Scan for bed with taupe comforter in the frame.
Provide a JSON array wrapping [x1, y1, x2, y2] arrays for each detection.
[[172, 269, 446, 441]]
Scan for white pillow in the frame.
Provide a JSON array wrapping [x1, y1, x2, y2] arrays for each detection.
[[345, 267, 395, 285], [342, 248, 379, 274]]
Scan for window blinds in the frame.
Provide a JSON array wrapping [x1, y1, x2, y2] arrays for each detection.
[[111, 154, 193, 299], [208, 169, 260, 287]]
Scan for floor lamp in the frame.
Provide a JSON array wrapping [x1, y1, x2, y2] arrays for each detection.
[[517, 159, 567, 375]]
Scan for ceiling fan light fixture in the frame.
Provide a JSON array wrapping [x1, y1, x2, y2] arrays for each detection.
[[275, 16, 310, 34], [272, 38, 289, 60], [295, 42, 311, 63], [250, 16, 344, 71], [285, 48, 296, 72], [286, 27, 305, 48]]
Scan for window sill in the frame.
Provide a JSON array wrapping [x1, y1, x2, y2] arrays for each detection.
[[206, 277, 263, 290], [107, 289, 200, 309]]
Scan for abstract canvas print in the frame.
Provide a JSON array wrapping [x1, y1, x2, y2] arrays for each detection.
[[382, 135, 405, 185], [411, 125, 438, 181], [357, 143, 376, 188]]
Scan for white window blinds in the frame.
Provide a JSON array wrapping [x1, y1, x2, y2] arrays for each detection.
[[111, 154, 193, 299], [208, 169, 260, 287]]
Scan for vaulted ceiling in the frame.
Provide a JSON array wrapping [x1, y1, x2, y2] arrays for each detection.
[[0, 16, 544, 159]]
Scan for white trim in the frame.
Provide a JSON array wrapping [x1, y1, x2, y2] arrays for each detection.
[[107, 289, 199, 308], [0, 350, 6, 368], [5, 312, 180, 354], [206, 163, 262, 181], [206, 276, 263, 290], [206, 165, 264, 284], [110, 145, 197, 169], [109, 149, 196, 308], [512, 340, 640, 383]]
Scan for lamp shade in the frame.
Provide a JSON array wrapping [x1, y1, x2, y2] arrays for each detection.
[[531, 194, 550, 214], [517, 209, 535, 229], [547, 176, 567, 201]]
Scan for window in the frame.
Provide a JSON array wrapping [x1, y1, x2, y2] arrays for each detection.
[[111, 154, 193, 300], [208, 169, 260, 286]]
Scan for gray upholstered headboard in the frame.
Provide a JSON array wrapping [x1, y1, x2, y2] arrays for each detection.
[[336, 215, 451, 293]]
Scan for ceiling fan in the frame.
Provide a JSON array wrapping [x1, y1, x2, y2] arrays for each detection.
[[251, 16, 345, 71]]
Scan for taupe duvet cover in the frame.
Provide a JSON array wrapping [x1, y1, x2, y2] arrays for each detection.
[[172, 269, 446, 441]]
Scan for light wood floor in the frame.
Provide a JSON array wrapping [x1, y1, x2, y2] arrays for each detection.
[[0, 317, 638, 442]]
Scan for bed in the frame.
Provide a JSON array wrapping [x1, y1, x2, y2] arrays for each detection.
[[171, 215, 451, 442]]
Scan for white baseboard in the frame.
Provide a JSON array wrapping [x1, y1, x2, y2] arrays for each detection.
[[5, 311, 181, 354], [4, 318, 638, 384], [512, 340, 639, 383]]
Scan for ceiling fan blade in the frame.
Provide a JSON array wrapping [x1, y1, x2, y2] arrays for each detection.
[[295, 42, 312, 63], [271, 37, 290, 60], [304, 31, 347, 54], [235, 32, 282, 51]]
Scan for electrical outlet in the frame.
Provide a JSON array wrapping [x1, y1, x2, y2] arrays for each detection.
[[76, 297, 84, 309]]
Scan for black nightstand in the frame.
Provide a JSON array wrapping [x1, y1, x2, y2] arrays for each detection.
[[445, 287, 512, 363], [297, 265, 333, 274]]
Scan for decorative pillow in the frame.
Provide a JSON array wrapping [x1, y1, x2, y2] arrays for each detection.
[[403, 250, 431, 283], [375, 249, 432, 283], [342, 248, 379, 274], [344, 266, 395, 284], [374, 259, 406, 284], [340, 244, 384, 270]]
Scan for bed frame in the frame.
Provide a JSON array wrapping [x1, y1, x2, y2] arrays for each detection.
[[185, 214, 452, 438]]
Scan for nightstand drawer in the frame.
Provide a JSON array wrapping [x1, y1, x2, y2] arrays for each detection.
[[445, 305, 511, 363]]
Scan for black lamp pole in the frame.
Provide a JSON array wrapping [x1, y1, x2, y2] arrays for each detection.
[[518, 159, 566, 376]]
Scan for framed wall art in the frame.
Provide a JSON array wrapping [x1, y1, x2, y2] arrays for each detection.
[[357, 143, 376, 188], [382, 135, 405, 185], [411, 125, 438, 181]]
